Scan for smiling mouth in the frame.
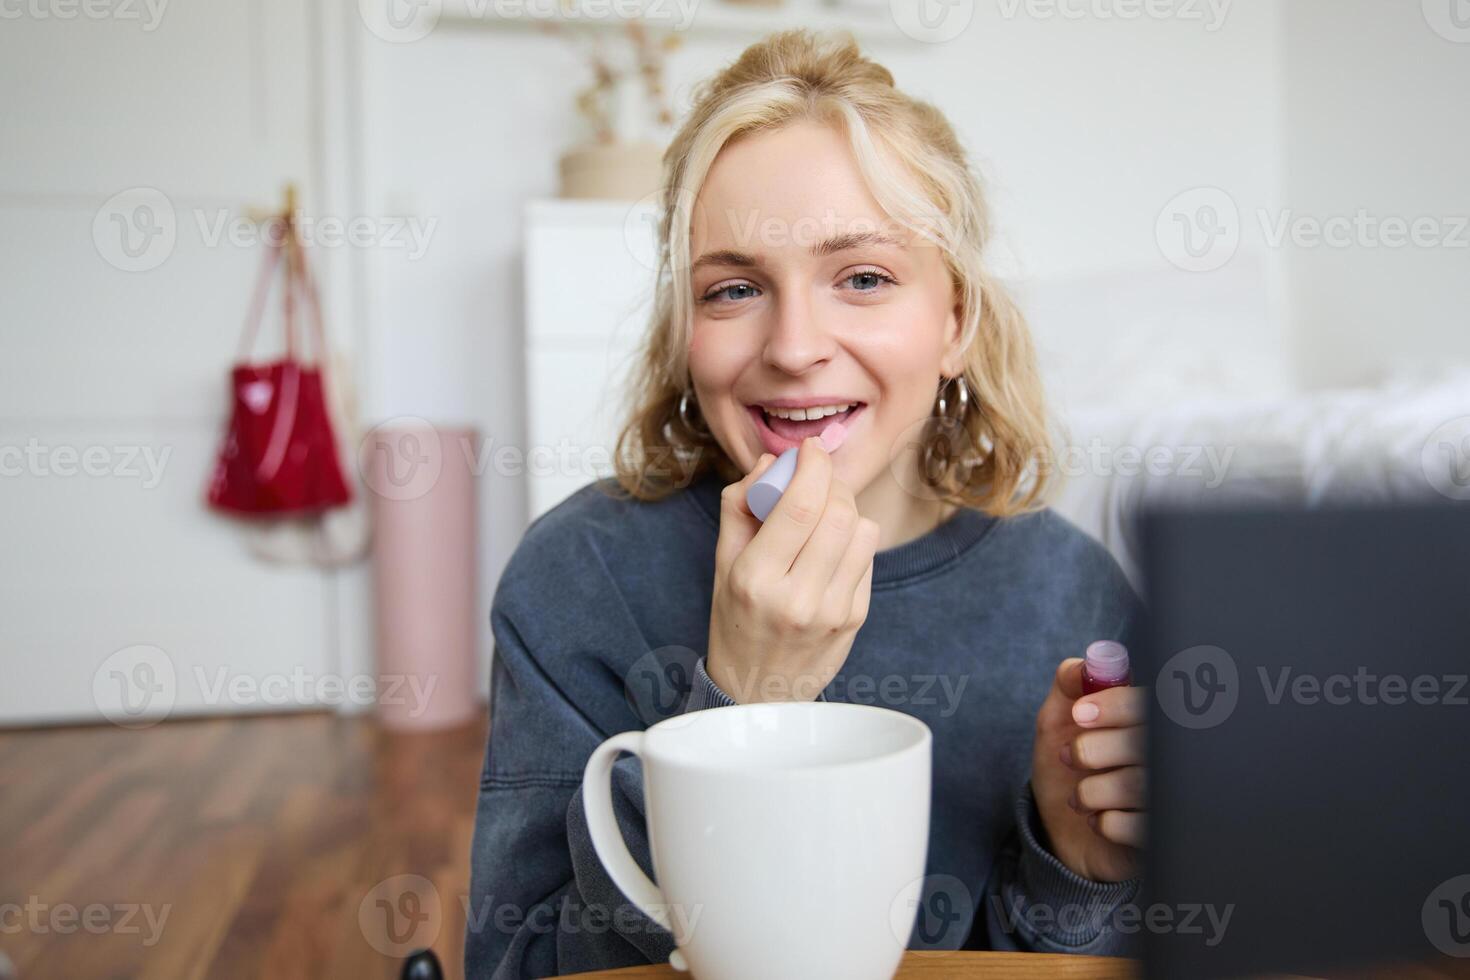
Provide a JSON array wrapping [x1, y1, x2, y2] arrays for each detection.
[[747, 401, 866, 452]]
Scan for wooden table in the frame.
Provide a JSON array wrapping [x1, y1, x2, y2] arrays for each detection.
[[559, 954, 1470, 979], [561, 950, 1137, 978]]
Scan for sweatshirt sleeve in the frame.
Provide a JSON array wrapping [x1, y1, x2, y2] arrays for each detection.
[[971, 783, 1140, 954], [686, 655, 830, 709], [466, 606, 731, 979]]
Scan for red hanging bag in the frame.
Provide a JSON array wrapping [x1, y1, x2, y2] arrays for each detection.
[[206, 229, 353, 515]]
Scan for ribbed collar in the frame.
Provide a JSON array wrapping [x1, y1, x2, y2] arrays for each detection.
[[684, 474, 998, 588]]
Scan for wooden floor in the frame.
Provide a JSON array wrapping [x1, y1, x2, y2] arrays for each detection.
[[0, 710, 488, 980]]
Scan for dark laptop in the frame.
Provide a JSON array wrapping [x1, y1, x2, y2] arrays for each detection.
[[1135, 502, 1470, 978]]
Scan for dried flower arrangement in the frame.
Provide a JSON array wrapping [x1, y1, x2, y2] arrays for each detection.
[[537, 17, 682, 145]]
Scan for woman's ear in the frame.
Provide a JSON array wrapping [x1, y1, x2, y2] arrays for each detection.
[[939, 303, 966, 378]]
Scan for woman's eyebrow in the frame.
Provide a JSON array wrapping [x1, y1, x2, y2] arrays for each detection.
[[691, 231, 907, 273]]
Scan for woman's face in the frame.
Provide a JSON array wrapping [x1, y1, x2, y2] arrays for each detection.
[[686, 119, 965, 503]]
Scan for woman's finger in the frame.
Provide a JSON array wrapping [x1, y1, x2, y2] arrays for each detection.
[[1071, 766, 1147, 813], [1067, 726, 1144, 771], [826, 516, 880, 615], [785, 479, 861, 603], [1072, 685, 1147, 729], [714, 453, 777, 574], [743, 438, 833, 574], [1093, 809, 1146, 848]]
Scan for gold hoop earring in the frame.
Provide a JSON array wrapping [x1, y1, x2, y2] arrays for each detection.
[[677, 388, 710, 437], [934, 375, 970, 421]]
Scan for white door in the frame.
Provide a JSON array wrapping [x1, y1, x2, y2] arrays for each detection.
[[0, 1, 349, 725]]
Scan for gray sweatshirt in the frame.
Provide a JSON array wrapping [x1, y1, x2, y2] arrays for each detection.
[[465, 474, 1144, 978]]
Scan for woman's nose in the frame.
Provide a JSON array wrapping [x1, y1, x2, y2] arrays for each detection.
[[761, 293, 836, 375]]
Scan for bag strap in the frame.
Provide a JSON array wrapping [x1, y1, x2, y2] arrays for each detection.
[[286, 235, 330, 369], [234, 216, 330, 367], [236, 234, 287, 362]]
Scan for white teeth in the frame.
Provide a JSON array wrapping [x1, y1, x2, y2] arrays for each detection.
[[763, 402, 855, 421]]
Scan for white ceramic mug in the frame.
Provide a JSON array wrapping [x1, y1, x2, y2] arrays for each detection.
[[581, 701, 932, 980]]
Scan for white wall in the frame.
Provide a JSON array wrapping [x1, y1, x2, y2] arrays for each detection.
[[1282, 0, 1470, 388], [0, 1, 359, 724]]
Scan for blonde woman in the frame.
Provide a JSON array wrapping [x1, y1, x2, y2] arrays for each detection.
[[467, 29, 1147, 978]]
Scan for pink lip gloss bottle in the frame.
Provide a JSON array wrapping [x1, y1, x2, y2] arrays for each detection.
[[1081, 640, 1131, 694]]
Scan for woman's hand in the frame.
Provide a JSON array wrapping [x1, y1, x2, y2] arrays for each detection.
[[705, 439, 881, 703], [1030, 657, 1147, 883]]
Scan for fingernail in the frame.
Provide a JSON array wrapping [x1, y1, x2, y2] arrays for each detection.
[[1073, 701, 1100, 724], [1059, 744, 1073, 767]]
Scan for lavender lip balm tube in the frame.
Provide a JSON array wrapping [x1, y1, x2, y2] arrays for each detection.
[[746, 421, 847, 522]]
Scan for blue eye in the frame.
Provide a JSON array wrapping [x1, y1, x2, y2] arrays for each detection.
[[701, 282, 761, 304], [845, 268, 898, 291]]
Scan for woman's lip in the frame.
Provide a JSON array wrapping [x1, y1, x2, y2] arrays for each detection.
[[749, 396, 866, 410], [748, 404, 865, 457]]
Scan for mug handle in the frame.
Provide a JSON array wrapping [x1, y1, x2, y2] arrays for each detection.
[[582, 732, 679, 939]]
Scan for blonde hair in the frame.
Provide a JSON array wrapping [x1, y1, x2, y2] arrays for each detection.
[[612, 28, 1052, 517]]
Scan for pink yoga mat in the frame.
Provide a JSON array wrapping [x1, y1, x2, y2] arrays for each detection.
[[365, 421, 480, 730]]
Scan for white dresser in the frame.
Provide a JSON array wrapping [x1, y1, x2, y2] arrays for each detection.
[[522, 199, 660, 519]]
